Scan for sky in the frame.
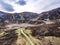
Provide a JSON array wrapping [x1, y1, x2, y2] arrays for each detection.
[[0, 0, 60, 13]]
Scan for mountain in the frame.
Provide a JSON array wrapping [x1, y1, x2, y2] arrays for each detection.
[[0, 11, 39, 25], [0, 7, 60, 25], [39, 7, 60, 20]]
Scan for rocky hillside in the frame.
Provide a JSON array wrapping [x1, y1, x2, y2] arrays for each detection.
[[39, 7, 60, 20], [0, 12, 39, 24], [0, 7, 60, 25]]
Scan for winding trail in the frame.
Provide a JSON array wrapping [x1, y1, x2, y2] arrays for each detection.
[[4, 23, 37, 45], [20, 28, 34, 45]]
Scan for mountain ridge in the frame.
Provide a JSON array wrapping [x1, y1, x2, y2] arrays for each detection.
[[0, 7, 60, 25]]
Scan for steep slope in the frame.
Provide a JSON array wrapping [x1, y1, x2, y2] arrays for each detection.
[[0, 7, 60, 25], [39, 7, 60, 20], [0, 12, 39, 24]]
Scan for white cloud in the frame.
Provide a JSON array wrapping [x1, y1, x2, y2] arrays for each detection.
[[0, 0, 60, 13]]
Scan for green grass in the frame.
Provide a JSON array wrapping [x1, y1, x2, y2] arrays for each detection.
[[16, 29, 32, 45], [1, 29, 60, 45], [0, 30, 5, 36]]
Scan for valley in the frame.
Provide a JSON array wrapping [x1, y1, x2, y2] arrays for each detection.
[[0, 7, 60, 45]]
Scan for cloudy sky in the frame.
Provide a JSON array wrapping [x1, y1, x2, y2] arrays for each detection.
[[0, 0, 60, 13]]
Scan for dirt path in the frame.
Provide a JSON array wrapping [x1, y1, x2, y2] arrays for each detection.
[[20, 28, 34, 45]]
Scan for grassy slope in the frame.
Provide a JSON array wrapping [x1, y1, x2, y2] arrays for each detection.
[[16, 29, 60, 45], [0, 29, 60, 45]]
